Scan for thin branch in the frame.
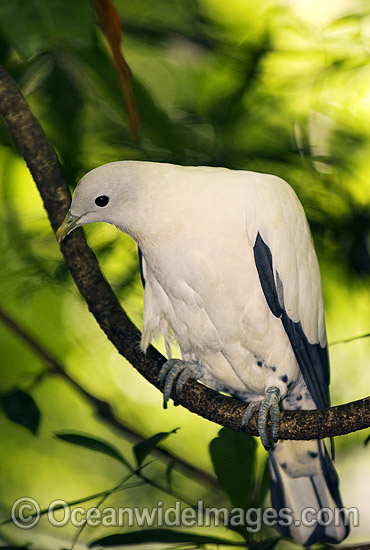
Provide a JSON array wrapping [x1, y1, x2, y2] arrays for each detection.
[[0, 480, 143, 527], [0, 305, 218, 488], [0, 63, 369, 440], [331, 332, 370, 345]]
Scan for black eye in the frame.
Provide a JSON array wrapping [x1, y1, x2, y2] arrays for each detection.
[[95, 195, 109, 207]]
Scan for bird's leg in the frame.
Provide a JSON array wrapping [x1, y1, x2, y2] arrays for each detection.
[[241, 386, 281, 450], [157, 359, 203, 409]]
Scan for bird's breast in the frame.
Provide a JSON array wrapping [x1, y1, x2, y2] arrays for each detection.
[[141, 232, 299, 398]]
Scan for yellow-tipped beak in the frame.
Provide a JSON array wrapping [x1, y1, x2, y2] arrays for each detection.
[[56, 211, 81, 243]]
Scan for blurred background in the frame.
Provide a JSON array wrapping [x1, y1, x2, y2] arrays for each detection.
[[0, 0, 369, 548]]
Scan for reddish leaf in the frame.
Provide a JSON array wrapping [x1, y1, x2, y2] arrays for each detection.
[[92, 0, 140, 143]]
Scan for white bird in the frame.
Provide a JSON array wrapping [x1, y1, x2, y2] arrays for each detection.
[[57, 161, 349, 546]]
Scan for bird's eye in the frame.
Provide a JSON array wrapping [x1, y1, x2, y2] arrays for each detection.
[[95, 195, 110, 207]]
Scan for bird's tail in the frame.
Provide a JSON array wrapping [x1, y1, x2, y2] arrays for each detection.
[[268, 438, 350, 546]]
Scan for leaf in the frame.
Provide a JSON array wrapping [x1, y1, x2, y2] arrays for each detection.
[[253, 536, 282, 550], [132, 77, 186, 154], [55, 432, 131, 469], [0, 388, 40, 435], [133, 428, 179, 468], [166, 460, 175, 489], [40, 55, 84, 182], [0, 0, 93, 58], [364, 432, 370, 447], [92, 0, 140, 142], [89, 528, 245, 547], [209, 427, 257, 512], [0, 546, 32, 549], [255, 456, 270, 508]]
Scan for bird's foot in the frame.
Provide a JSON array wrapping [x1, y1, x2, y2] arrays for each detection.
[[241, 386, 281, 450], [157, 359, 203, 409]]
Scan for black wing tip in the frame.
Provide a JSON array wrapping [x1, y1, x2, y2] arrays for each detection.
[[137, 246, 146, 288], [253, 232, 330, 410], [253, 232, 282, 318]]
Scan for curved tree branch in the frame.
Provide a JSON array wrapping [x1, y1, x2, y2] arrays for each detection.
[[0, 62, 369, 441]]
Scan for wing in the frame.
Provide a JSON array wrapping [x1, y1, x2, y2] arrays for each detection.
[[137, 247, 173, 359], [137, 246, 146, 287], [248, 177, 330, 409]]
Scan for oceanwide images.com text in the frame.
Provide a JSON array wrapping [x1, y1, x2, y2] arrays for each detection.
[[11, 498, 358, 531]]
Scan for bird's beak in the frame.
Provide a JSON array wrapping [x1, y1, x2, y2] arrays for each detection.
[[56, 211, 81, 243]]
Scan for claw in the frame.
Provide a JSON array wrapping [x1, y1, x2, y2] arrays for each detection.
[[157, 359, 203, 409], [241, 386, 281, 450]]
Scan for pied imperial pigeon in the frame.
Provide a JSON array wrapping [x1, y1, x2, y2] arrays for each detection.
[[57, 161, 349, 546]]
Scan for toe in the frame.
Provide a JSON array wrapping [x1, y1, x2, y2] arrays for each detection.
[[162, 363, 186, 409], [157, 359, 177, 384], [158, 360, 203, 409], [270, 402, 280, 442], [176, 369, 193, 395], [241, 400, 261, 427], [258, 407, 271, 450], [176, 363, 203, 394]]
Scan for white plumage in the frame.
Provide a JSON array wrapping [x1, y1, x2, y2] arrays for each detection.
[[57, 161, 349, 546]]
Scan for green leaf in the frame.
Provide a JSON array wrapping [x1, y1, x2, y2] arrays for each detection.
[[255, 456, 270, 508], [132, 77, 187, 154], [364, 432, 370, 447], [253, 536, 282, 550], [40, 54, 84, 182], [55, 432, 131, 469], [209, 427, 257, 511], [166, 460, 175, 490], [133, 428, 179, 468], [89, 528, 245, 547], [0, 0, 93, 58], [0, 388, 40, 435], [0, 546, 32, 550]]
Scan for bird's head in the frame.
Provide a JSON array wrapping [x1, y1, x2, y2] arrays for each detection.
[[56, 161, 153, 244]]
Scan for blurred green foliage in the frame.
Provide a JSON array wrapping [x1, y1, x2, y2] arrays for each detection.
[[0, 0, 370, 548]]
